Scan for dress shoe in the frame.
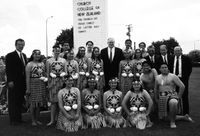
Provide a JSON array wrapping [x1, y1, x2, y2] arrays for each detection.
[[185, 114, 194, 122]]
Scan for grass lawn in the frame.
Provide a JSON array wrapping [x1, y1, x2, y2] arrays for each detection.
[[0, 68, 200, 136]]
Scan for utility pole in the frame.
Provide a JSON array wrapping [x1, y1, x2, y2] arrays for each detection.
[[46, 16, 53, 57], [126, 24, 132, 39]]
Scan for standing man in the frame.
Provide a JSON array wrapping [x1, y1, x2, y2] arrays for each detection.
[[59, 42, 71, 58], [145, 45, 159, 71], [158, 44, 173, 73], [124, 39, 133, 50], [100, 38, 124, 91], [173, 46, 193, 121], [5, 38, 27, 125]]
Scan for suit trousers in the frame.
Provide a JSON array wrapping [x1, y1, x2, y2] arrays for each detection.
[[8, 84, 25, 123], [180, 78, 189, 115]]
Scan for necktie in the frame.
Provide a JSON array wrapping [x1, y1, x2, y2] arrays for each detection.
[[150, 56, 153, 63], [175, 56, 179, 75], [164, 56, 167, 64], [110, 49, 112, 62], [20, 53, 25, 66]]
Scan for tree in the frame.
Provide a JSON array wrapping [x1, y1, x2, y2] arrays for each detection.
[[55, 27, 73, 49], [152, 37, 179, 55], [188, 49, 200, 63]]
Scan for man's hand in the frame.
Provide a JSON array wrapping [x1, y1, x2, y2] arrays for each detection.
[[26, 89, 31, 96], [8, 81, 14, 89]]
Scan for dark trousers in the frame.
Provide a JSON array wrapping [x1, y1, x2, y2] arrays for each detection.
[[180, 78, 190, 115], [8, 86, 25, 123]]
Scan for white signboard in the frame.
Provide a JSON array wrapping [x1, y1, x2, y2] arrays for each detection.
[[73, 0, 108, 52]]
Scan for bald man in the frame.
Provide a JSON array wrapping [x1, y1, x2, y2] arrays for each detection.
[[100, 38, 124, 91], [173, 46, 193, 121]]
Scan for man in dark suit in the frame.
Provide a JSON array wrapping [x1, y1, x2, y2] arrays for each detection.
[[5, 38, 27, 125], [100, 38, 124, 91], [145, 45, 159, 72], [173, 46, 193, 122], [157, 44, 173, 73]]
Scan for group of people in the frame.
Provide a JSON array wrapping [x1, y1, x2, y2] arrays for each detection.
[[4, 38, 193, 132]]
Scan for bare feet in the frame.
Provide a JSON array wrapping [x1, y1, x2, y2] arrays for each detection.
[[46, 121, 55, 126], [146, 121, 153, 128], [32, 122, 37, 126], [170, 122, 177, 128], [37, 121, 42, 125]]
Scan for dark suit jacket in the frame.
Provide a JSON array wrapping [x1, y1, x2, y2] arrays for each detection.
[[6, 50, 27, 90], [172, 55, 192, 115], [157, 54, 174, 73], [172, 55, 192, 81], [144, 55, 160, 72], [100, 47, 123, 89]]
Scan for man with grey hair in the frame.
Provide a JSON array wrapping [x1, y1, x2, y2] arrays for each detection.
[[173, 46, 193, 122], [100, 38, 123, 91], [158, 44, 173, 73]]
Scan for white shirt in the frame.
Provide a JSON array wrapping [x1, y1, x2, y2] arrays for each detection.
[[149, 55, 155, 63], [16, 50, 25, 65], [173, 55, 182, 77], [108, 47, 115, 61]]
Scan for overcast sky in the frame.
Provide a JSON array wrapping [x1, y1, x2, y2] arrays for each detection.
[[0, 0, 200, 56]]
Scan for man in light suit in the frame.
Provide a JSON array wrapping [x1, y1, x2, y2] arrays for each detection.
[[100, 38, 124, 91], [173, 46, 193, 122], [5, 38, 27, 125]]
